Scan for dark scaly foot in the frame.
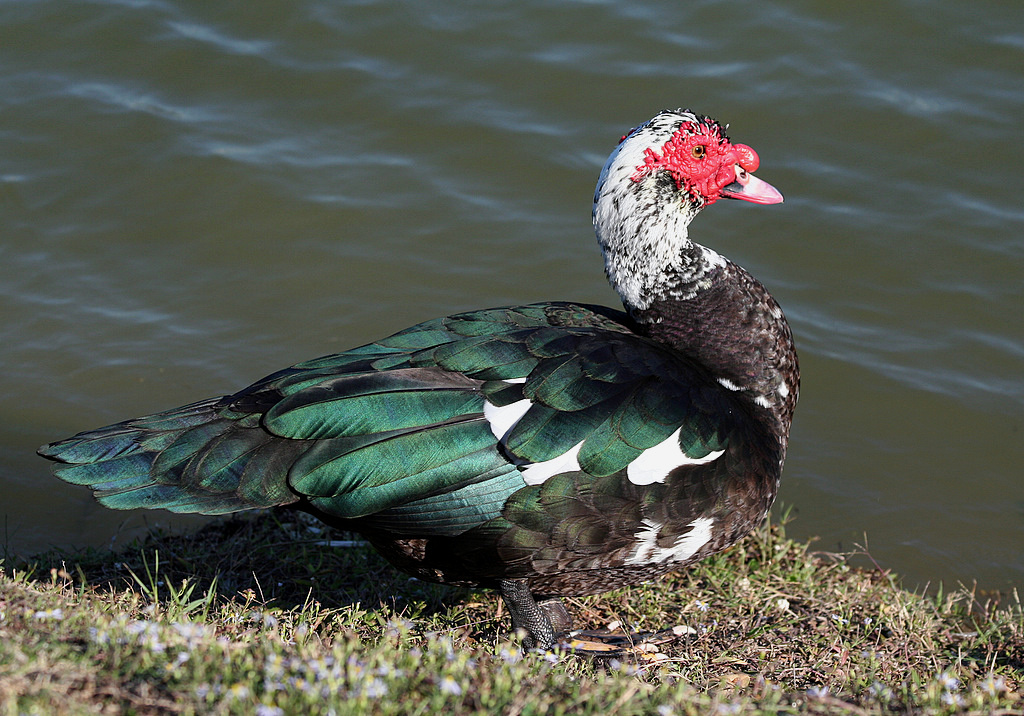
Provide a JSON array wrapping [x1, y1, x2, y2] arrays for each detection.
[[499, 579, 691, 656], [499, 579, 573, 650]]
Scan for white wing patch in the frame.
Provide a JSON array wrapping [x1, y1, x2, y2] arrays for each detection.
[[484, 380, 583, 485], [626, 427, 725, 485], [626, 517, 714, 566], [718, 375, 780, 411], [520, 440, 584, 485], [483, 398, 531, 442], [717, 376, 743, 391], [485, 381, 724, 488]]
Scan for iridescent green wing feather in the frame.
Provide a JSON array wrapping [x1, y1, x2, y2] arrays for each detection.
[[40, 302, 730, 541]]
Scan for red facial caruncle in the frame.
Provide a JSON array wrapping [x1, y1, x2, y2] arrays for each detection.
[[630, 120, 761, 206]]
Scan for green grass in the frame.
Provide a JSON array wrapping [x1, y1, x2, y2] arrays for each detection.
[[1, 512, 1020, 715]]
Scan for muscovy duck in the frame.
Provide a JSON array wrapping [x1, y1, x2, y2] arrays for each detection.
[[39, 109, 797, 650]]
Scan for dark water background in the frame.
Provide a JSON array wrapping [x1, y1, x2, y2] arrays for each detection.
[[3, 1, 1022, 593]]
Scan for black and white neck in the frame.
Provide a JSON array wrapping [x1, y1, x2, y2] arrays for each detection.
[[592, 109, 798, 430], [594, 111, 725, 311]]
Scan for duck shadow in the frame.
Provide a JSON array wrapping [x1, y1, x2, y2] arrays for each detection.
[[24, 510, 493, 634]]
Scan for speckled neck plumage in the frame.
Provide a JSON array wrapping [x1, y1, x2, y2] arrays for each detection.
[[633, 257, 799, 441]]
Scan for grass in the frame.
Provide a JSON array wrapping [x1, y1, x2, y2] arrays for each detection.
[[1, 511, 1021, 715]]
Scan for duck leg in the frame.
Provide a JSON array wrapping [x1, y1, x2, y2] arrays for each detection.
[[499, 579, 573, 650], [499, 578, 687, 656]]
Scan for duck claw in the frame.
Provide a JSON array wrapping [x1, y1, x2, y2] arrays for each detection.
[[558, 624, 694, 656]]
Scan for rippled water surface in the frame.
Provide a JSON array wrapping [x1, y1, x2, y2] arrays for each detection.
[[3, 1, 1022, 592]]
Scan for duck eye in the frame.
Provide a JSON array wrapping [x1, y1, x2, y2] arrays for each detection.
[[691, 145, 706, 159]]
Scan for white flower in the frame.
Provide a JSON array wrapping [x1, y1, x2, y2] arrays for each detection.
[[940, 692, 965, 707], [33, 608, 64, 620], [363, 677, 388, 698], [439, 675, 463, 696], [981, 674, 1007, 695], [868, 681, 893, 700], [172, 621, 209, 642], [264, 653, 285, 678], [936, 670, 959, 691], [226, 683, 250, 700]]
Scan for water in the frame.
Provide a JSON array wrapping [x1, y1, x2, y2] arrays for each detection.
[[2, 0, 1022, 593]]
